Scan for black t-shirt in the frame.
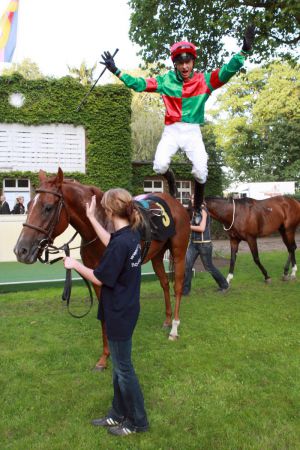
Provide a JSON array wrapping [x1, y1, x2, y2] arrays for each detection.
[[93, 226, 141, 341]]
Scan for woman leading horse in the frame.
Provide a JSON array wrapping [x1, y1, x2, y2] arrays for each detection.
[[14, 168, 190, 370]]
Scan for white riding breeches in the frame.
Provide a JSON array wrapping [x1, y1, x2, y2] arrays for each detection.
[[153, 122, 208, 184]]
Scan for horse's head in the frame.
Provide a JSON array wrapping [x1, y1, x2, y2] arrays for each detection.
[[14, 168, 70, 264]]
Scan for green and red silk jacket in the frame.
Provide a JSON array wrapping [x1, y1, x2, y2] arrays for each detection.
[[120, 52, 248, 125]]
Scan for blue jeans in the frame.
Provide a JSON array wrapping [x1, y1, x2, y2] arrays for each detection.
[[183, 242, 228, 295], [108, 338, 148, 431]]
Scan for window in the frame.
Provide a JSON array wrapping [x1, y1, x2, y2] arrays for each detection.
[[176, 180, 192, 206], [143, 180, 163, 193], [0, 123, 86, 173], [3, 178, 31, 211]]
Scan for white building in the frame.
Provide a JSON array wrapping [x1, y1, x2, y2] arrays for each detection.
[[225, 181, 295, 200]]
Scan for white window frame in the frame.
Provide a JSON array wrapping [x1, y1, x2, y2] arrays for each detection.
[[176, 180, 192, 206], [143, 179, 164, 193], [3, 178, 31, 211]]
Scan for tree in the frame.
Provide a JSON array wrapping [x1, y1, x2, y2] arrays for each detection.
[[67, 61, 97, 85], [108, 67, 165, 160], [131, 90, 165, 160], [210, 61, 300, 184], [128, 0, 300, 70], [2, 58, 44, 79]]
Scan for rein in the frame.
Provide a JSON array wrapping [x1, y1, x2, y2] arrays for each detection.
[[223, 199, 236, 231]]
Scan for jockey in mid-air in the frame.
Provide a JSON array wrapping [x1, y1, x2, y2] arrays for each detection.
[[101, 25, 255, 217]]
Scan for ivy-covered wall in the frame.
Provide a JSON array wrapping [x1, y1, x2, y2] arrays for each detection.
[[0, 74, 132, 191], [132, 157, 223, 196]]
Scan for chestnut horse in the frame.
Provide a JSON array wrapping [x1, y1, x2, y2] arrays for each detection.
[[206, 196, 300, 283], [14, 168, 190, 369]]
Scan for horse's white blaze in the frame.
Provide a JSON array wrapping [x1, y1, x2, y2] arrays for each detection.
[[227, 273, 234, 283], [27, 194, 40, 220], [169, 319, 180, 339]]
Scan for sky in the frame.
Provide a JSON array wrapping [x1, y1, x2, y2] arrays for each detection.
[[0, 0, 143, 82]]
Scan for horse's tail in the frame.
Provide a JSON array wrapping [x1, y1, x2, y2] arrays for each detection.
[[168, 251, 175, 282]]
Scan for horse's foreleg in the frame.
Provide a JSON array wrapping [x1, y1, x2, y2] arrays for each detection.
[[151, 255, 172, 328], [282, 254, 291, 281], [227, 238, 240, 283], [90, 284, 110, 371], [94, 320, 110, 371], [247, 237, 271, 282]]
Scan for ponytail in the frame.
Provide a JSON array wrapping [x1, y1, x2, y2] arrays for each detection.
[[101, 188, 143, 230]]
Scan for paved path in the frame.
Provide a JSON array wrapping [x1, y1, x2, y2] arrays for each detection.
[[212, 232, 300, 255], [192, 232, 300, 272]]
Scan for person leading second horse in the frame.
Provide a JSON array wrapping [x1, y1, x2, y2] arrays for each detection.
[[100, 25, 255, 217]]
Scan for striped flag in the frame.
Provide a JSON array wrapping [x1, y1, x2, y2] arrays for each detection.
[[0, 0, 19, 62]]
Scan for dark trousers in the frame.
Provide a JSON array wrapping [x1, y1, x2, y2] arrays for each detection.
[[108, 338, 148, 431], [183, 242, 228, 295]]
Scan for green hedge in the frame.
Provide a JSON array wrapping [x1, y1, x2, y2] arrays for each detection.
[[0, 74, 132, 191]]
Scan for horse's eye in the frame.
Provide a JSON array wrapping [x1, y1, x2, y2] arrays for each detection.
[[44, 204, 53, 214]]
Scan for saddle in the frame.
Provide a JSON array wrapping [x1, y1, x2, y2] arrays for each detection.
[[134, 195, 176, 262]]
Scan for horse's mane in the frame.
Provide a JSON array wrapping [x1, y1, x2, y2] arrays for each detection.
[[236, 197, 256, 205], [206, 195, 256, 205], [62, 178, 103, 196]]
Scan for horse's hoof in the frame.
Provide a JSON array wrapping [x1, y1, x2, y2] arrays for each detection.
[[92, 365, 106, 372], [282, 275, 290, 281], [265, 278, 272, 284], [168, 334, 179, 341], [290, 275, 296, 281], [163, 322, 172, 329]]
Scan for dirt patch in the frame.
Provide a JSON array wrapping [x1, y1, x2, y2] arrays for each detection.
[[194, 232, 300, 272]]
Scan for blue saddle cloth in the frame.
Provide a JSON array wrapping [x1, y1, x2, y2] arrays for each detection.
[[134, 194, 176, 242]]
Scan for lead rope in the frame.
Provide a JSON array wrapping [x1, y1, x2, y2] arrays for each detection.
[[223, 199, 236, 231], [61, 243, 94, 318], [49, 243, 94, 318]]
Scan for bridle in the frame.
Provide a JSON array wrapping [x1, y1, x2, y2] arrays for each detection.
[[23, 188, 67, 257], [22, 186, 95, 318]]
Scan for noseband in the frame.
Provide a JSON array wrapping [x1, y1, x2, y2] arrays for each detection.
[[23, 188, 67, 251]]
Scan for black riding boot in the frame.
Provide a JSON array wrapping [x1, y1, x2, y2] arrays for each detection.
[[193, 180, 206, 211], [192, 181, 206, 224], [163, 169, 178, 198]]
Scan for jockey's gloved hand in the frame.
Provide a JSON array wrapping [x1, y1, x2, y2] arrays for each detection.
[[100, 51, 120, 74], [242, 24, 255, 52]]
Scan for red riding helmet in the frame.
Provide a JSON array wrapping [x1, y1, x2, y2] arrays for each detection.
[[170, 41, 197, 62]]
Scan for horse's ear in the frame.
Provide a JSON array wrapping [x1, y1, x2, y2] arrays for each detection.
[[39, 170, 47, 182], [56, 167, 64, 186]]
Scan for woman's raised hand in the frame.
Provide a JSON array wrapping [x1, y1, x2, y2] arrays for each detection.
[[86, 195, 97, 221]]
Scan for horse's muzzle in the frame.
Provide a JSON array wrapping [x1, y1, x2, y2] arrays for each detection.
[[14, 238, 41, 264]]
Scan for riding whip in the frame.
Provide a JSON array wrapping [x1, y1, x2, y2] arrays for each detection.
[[76, 48, 119, 112]]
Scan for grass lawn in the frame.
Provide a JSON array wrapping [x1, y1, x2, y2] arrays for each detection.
[[1, 251, 300, 450]]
